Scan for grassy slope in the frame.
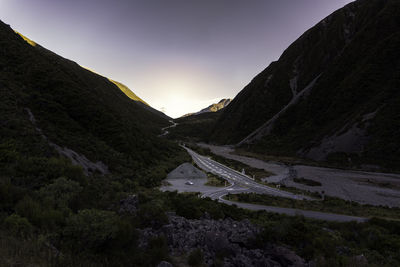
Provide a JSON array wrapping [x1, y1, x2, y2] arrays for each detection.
[[109, 79, 148, 105], [209, 0, 400, 170]]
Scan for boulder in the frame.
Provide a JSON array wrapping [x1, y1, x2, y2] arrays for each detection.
[[138, 213, 306, 266]]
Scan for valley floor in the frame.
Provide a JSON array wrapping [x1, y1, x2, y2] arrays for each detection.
[[198, 143, 400, 208], [161, 147, 372, 222]]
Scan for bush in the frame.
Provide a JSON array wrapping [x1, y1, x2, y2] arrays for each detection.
[[188, 248, 204, 266], [147, 235, 169, 265], [63, 209, 120, 251], [15, 196, 43, 226], [39, 176, 82, 210], [3, 214, 33, 237], [137, 200, 168, 228]]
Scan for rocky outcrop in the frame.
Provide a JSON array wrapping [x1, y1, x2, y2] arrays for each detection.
[[139, 213, 306, 266], [157, 261, 173, 267]]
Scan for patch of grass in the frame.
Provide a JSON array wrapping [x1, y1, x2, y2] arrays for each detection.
[[205, 173, 228, 187], [109, 79, 148, 105]]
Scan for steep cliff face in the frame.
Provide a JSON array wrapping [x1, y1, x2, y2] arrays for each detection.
[[210, 0, 400, 169]]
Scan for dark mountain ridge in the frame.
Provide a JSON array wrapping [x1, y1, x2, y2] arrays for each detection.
[[209, 0, 400, 170]]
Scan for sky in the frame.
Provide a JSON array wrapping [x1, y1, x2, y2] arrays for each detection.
[[0, 0, 354, 118]]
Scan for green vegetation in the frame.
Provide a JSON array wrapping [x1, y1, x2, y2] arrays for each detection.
[[188, 248, 204, 266], [0, 19, 191, 266], [109, 79, 149, 105], [168, 112, 220, 142], [205, 173, 228, 187], [226, 193, 400, 220], [1, 170, 400, 266], [0, 19, 189, 179]]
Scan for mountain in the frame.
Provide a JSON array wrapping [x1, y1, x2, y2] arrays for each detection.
[[182, 98, 231, 117], [196, 98, 231, 114], [0, 20, 184, 183], [209, 0, 400, 170], [169, 99, 231, 141]]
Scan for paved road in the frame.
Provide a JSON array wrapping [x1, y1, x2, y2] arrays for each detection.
[[159, 120, 177, 137], [183, 146, 367, 222], [185, 146, 306, 200], [198, 143, 400, 208]]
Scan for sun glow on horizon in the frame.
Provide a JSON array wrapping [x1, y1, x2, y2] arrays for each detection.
[[136, 66, 233, 118]]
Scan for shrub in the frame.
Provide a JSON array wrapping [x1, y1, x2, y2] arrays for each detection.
[[38, 176, 82, 210], [147, 235, 169, 265], [63, 209, 120, 251], [15, 196, 42, 226], [188, 248, 204, 266], [137, 200, 168, 228], [3, 213, 33, 237]]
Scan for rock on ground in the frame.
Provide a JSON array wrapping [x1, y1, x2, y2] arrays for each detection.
[[157, 261, 173, 267], [140, 213, 306, 267], [119, 194, 138, 215]]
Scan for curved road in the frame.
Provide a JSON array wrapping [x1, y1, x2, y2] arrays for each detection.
[[185, 146, 307, 200], [183, 146, 367, 223], [159, 120, 177, 137]]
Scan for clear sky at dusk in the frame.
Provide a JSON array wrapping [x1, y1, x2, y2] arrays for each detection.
[[0, 0, 354, 118]]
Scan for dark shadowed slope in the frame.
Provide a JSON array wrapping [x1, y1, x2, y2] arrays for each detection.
[[210, 0, 400, 170], [0, 20, 183, 181]]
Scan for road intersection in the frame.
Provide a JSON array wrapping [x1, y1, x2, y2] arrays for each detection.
[[182, 146, 367, 222], [184, 146, 306, 200]]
